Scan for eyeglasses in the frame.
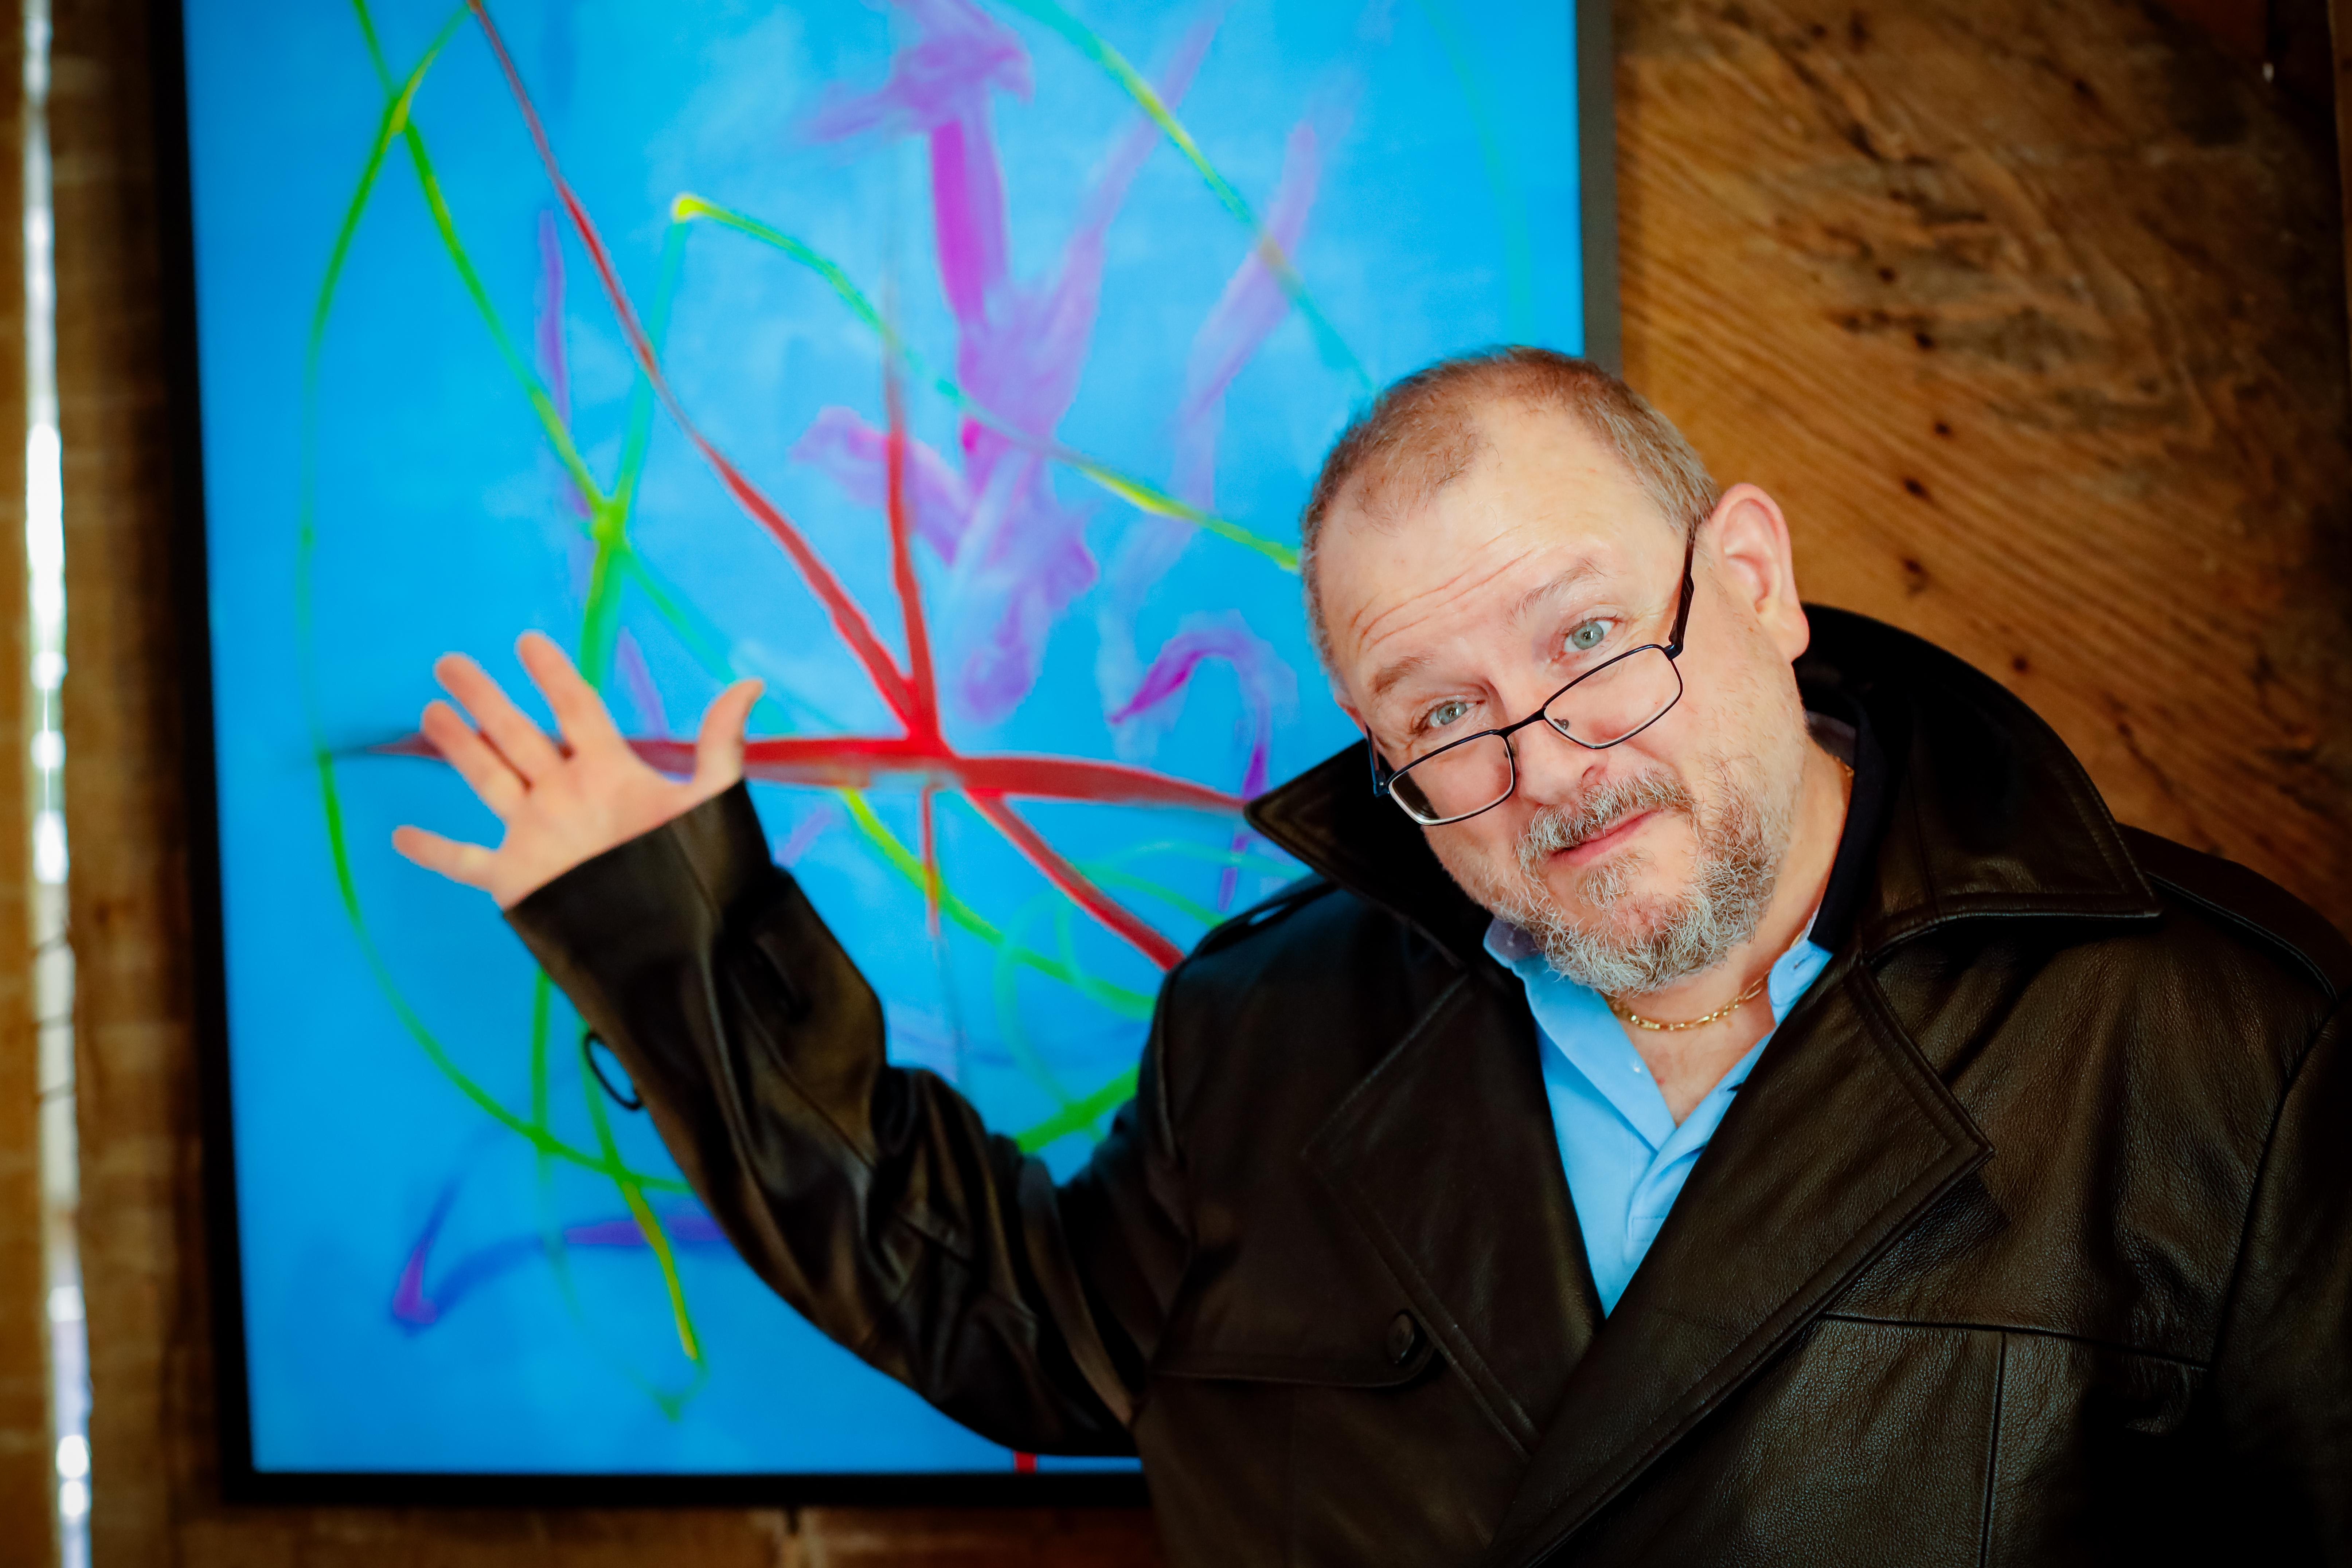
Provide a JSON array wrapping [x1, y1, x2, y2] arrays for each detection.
[[1367, 526, 1697, 827]]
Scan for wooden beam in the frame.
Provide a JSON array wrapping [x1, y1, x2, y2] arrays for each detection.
[[2333, 0, 2352, 387], [0, 0, 51, 1553], [1615, 0, 2352, 925]]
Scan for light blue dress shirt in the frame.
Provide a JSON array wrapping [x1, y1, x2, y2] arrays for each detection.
[[1484, 918, 1834, 1315]]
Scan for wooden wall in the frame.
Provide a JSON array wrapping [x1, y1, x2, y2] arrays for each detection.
[[0, 0, 50, 1561], [1617, 0, 2352, 922], [50, 0, 2347, 1563]]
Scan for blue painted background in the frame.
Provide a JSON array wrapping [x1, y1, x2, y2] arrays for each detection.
[[183, 0, 1584, 1477]]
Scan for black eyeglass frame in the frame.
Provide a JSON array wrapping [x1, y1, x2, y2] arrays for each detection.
[[1365, 525, 1699, 826]]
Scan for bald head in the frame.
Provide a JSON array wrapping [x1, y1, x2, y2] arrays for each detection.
[[1300, 348, 1718, 668]]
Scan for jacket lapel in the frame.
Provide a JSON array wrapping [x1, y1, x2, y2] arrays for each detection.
[[1246, 610, 2162, 1560], [1302, 971, 1604, 1457], [1476, 958, 1990, 1564], [1245, 741, 1495, 968]]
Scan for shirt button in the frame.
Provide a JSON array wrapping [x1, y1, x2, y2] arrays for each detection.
[[1386, 1310, 1421, 1365]]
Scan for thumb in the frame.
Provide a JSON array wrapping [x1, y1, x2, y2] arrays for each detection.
[[692, 678, 763, 796]]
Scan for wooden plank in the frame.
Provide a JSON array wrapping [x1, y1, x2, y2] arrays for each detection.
[[1615, 0, 2352, 927], [2335, 0, 2352, 387], [0, 0, 53, 1557]]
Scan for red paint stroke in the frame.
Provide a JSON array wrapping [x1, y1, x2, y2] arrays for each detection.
[[964, 789, 1184, 970], [457, 1, 1235, 974], [1014, 1450, 1038, 1474], [375, 732, 1242, 814], [466, 0, 917, 728], [884, 362, 941, 745]]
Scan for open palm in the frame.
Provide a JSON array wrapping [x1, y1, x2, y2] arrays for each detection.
[[392, 630, 763, 908]]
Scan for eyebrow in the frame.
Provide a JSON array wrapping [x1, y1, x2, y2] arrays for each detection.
[[1368, 650, 1434, 702], [1511, 556, 1608, 625], [1363, 557, 1613, 706]]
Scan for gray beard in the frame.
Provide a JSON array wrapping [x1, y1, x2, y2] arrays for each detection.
[[1459, 762, 1795, 996]]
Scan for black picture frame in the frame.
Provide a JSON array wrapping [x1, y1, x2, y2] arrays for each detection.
[[160, 0, 1620, 1508]]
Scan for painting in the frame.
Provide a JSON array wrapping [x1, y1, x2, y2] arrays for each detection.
[[181, 0, 1600, 1488]]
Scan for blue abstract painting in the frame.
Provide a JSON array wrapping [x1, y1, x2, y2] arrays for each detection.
[[183, 0, 1589, 1477]]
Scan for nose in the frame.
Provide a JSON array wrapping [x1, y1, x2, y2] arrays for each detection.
[[1509, 718, 1608, 808]]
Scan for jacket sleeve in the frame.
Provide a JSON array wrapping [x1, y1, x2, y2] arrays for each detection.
[[503, 783, 1189, 1454], [2205, 998, 2352, 1560]]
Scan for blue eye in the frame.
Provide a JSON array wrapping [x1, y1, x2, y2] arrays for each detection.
[[1567, 619, 1612, 653], [1425, 700, 1472, 730]]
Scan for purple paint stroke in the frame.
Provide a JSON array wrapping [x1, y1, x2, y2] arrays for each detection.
[[790, 405, 975, 562], [802, 0, 1031, 324], [534, 208, 589, 520], [391, 1175, 464, 1326], [392, 1173, 731, 1333], [1171, 114, 1331, 507], [1106, 610, 1294, 907], [800, 4, 1218, 723], [614, 627, 669, 736], [774, 800, 841, 868], [1095, 104, 1333, 776], [1107, 611, 1294, 795]]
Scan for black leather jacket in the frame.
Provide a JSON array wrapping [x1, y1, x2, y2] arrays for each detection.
[[511, 609, 2352, 1566]]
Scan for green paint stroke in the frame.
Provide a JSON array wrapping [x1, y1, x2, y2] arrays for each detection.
[[298, 10, 682, 1194], [580, 1027, 708, 1380], [672, 193, 1299, 572], [1014, 1067, 1138, 1153], [355, 3, 603, 508], [838, 792, 1156, 1018], [1413, 0, 1536, 341], [312, 6, 1277, 1251], [991, 0, 1371, 393]]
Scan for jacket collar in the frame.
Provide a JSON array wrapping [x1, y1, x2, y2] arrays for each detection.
[[1250, 608, 2163, 1562], [1245, 606, 2161, 968]]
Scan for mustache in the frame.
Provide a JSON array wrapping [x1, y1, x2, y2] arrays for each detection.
[[1516, 771, 1696, 875]]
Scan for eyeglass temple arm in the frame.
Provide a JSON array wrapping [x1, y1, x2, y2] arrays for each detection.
[[1363, 728, 1392, 795], [1664, 524, 1698, 657]]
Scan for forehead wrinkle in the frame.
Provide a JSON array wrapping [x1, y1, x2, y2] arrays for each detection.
[[1510, 556, 1608, 627], [1345, 542, 1535, 655]]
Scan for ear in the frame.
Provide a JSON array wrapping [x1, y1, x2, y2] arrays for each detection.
[[1705, 482, 1810, 662]]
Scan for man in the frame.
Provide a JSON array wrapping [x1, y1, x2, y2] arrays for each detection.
[[397, 349, 2351, 1565]]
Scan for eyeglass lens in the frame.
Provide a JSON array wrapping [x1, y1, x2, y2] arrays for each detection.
[[1388, 647, 1683, 825]]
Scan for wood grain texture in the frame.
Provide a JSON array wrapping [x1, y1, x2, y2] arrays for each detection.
[[52, 0, 2349, 1563], [1614, 0, 2352, 923], [2335, 0, 2352, 382], [0, 0, 52, 1560]]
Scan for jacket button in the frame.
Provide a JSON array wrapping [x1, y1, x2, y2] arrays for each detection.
[[1386, 1310, 1420, 1365]]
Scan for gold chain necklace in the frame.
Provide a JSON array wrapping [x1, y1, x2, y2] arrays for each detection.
[[1609, 971, 1770, 1032], [1607, 753, 1848, 1034]]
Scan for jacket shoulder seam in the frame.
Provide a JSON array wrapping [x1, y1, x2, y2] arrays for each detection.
[[1187, 875, 1341, 959], [2118, 827, 2348, 1002]]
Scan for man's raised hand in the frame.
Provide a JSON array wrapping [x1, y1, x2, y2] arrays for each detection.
[[391, 631, 763, 908]]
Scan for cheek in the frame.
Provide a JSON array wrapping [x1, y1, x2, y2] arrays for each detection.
[[1422, 816, 1525, 889]]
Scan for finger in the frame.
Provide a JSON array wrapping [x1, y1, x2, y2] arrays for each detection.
[[420, 700, 527, 817], [435, 652, 566, 784], [516, 631, 628, 759], [692, 678, 765, 795], [391, 824, 501, 890]]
